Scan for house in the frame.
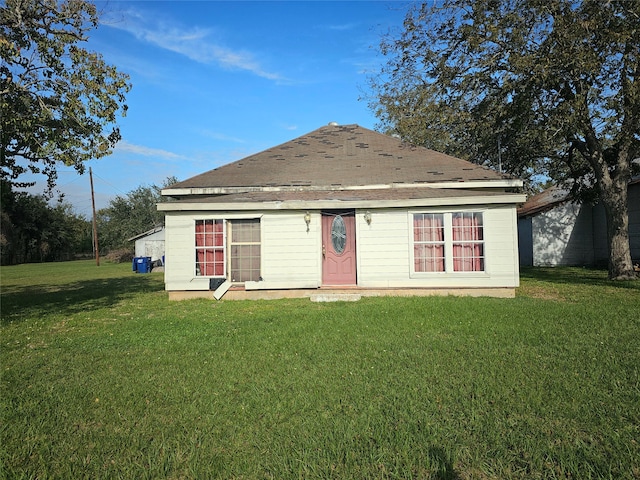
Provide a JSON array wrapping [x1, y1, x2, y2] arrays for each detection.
[[128, 226, 165, 265], [517, 179, 640, 267], [158, 123, 526, 300]]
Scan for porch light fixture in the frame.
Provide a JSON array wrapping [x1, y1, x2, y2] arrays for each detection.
[[364, 211, 372, 225], [304, 211, 311, 232]]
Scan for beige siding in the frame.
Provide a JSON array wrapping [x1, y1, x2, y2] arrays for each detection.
[[164, 211, 322, 291], [259, 211, 321, 287], [164, 205, 521, 292], [356, 208, 410, 283], [164, 214, 204, 291], [356, 206, 520, 288]]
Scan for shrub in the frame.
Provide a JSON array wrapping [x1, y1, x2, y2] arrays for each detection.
[[104, 248, 134, 264]]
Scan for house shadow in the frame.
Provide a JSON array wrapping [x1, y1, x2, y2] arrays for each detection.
[[1, 274, 164, 325], [519, 266, 639, 291]]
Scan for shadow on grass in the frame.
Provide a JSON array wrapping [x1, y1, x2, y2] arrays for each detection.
[[1, 274, 164, 325], [520, 266, 640, 290], [428, 447, 461, 480]]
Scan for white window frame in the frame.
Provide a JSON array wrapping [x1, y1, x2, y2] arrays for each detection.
[[193, 217, 262, 282], [228, 218, 261, 283], [409, 210, 487, 276], [194, 219, 226, 278]]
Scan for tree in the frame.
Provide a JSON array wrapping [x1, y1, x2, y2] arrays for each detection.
[[0, 0, 131, 191], [97, 177, 177, 252], [368, 0, 639, 280], [0, 179, 92, 264]]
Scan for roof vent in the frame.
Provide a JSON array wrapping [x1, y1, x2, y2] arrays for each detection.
[[328, 121, 339, 126]]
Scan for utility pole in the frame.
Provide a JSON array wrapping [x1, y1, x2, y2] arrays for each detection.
[[90, 167, 100, 266]]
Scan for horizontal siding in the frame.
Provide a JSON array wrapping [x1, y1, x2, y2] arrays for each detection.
[[164, 205, 521, 292], [356, 209, 409, 282], [164, 211, 321, 291], [357, 206, 520, 288], [164, 214, 198, 290], [260, 212, 320, 284]]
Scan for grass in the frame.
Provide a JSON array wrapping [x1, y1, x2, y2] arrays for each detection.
[[1, 261, 639, 479]]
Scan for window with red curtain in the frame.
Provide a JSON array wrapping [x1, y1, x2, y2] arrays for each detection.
[[413, 213, 445, 272], [195, 219, 224, 276], [452, 212, 484, 272]]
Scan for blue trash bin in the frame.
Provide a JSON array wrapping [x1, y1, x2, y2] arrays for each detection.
[[135, 256, 151, 273]]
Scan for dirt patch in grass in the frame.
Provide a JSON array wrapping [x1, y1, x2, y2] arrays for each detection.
[[517, 284, 567, 302]]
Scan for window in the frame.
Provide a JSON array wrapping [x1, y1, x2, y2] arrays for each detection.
[[195, 219, 224, 276], [413, 213, 445, 272], [195, 218, 261, 281], [229, 219, 261, 282], [412, 212, 485, 273], [452, 212, 484, 272]]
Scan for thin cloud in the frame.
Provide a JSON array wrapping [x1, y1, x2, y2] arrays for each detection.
[[198, 129, 247, 143], [115, 141, 186, 160], [104, 10, 285, 82], [326, 23, 359, 31]]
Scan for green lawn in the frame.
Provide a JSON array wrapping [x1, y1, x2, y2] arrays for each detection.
[[1, 261, 639, 479]]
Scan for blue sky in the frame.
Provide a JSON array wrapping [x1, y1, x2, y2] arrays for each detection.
[[28, 1, 411, 214]]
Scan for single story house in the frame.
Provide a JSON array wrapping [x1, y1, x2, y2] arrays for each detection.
[[128, 226, 165, 264], [159, 123, 526, 300], [517, 179, 640, 267]]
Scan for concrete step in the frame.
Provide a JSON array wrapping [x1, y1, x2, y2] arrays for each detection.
[[309, 293, 362, 302]]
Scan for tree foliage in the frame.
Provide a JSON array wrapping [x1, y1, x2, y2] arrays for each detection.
[[0, 0, 131, 191], [0, 180, 92, 265], [97, 177, 177, 252], [368, 0, 639, 279]]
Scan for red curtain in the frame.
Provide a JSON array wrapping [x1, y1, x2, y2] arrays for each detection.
[[414, 214, 445, 272], [452, 213, 484, 272]]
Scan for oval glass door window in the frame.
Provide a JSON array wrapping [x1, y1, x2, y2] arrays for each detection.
[[331, 215, 346, 254]]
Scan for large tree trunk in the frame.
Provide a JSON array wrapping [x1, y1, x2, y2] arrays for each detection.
[[600, 173, 636, 280]]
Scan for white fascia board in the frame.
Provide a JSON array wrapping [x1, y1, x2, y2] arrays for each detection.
[[161, 179, 523, 197], [158, 193, 527, 212]]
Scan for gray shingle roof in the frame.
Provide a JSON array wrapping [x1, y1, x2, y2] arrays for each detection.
[[168, 124, 512, 192], [166, 187, 511, 204]]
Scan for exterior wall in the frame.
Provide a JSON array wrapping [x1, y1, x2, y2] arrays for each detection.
[[164, 213, 204, 291], [164, 204, 522, 293], [257, 211, 321, 288], [628, 183, 640, 262], [134, 230, 165, 262], [587, 183, 639, 265], [590, 203, 608, 266], [524, 183, 639, 267], [517, 217, 533, 267], [164, 211, 322, 291], [356, 205, 521, 289], [530, 202, 595, 266]]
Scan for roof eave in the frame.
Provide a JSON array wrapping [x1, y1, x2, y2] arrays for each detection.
[[158, 193, 527, 212], [161, 179, 523, 198]]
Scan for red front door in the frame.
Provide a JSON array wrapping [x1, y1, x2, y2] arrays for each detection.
[[322, 211, 356, 285]]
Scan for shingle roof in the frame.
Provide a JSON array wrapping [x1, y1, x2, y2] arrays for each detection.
[[517, 187, 570, 218], [167, 124, 513, 192], [166, 187, 511, 204]]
